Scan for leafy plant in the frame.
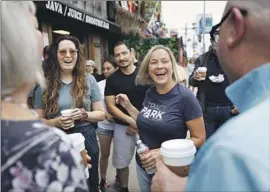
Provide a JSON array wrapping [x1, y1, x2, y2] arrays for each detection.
[[124, 35, 179, 61]]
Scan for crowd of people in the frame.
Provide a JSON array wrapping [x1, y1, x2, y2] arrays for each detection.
[[1, 1, 269, 192]]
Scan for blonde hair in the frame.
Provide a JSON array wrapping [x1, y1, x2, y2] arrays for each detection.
[[1, 1, 45, 97], [136, 45, 182, 85]]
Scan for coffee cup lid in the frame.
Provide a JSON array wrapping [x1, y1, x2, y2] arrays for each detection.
[[197, 67, 207, 72], [61, 109, 74, 115], [65, 133, 85, 151], [160, 139, 196, 158]]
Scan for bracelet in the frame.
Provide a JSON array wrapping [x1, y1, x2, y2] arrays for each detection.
[[80, 108, 88, 120]]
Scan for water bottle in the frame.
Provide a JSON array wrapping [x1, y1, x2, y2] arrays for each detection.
[[136, 139, 156, 174]]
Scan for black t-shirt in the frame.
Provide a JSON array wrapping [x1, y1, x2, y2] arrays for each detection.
[[205, 53, 231, 106], [93, 73, 105, 82], [105, 68, 149, 125]]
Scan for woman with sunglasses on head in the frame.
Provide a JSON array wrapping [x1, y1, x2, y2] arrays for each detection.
[[34, 35, 106, 192], [96, 57, 118, 191]]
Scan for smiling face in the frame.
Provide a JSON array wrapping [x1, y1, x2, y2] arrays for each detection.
[[114, 44, 133, 68], [148, 48, 174, 86], [57, 40, 78, 72]]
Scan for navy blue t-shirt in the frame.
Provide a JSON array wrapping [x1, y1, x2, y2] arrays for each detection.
[[136, 84, 203, 168]]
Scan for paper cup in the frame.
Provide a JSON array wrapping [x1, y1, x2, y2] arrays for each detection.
[[197, 67, 207, 80], [65, 133, 89, 178], [160, 139, 196, 177], [61, 109, 74, 117], [61, 109, 75, 128]]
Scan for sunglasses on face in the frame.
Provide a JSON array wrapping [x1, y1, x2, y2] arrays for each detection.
[[210, 8, 248, 43], [58, 49, 78, 57]]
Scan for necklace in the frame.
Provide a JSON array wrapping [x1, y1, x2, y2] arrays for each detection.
[[3, 96, 39, 118]]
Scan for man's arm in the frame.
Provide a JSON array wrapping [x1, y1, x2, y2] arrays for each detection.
[[105, 95, 136, 128]]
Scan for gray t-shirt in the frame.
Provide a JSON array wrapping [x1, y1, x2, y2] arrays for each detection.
[[34, 75, 101, 126]]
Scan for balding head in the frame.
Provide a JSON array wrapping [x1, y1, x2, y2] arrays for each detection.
[[217, 0, 270, 83]]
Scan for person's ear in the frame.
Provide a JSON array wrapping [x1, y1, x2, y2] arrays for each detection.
[[227, 8, 245, 48]]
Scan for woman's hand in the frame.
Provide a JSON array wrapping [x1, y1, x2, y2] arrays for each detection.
[[140, 148, 162, 170], [126, 125, 138, 136], [56, 116, 74, 130], [71, 108, 84, 120], [115, 94, 131, 109]]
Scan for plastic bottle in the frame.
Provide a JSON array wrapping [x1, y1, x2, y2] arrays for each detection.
[[136, 139, 156, 174]]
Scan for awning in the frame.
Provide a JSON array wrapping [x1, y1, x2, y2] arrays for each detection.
[[35, 1, 121, 33]]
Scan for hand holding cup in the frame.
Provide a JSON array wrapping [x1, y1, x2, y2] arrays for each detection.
[[60, 109, 75, 130], [194, 67, 207, 81]]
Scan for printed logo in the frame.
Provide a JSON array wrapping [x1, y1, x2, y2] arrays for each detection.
[[140, 102, 166, 121]]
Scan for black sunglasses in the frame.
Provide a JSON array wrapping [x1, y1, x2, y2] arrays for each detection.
[[210, 8, 248, 41]]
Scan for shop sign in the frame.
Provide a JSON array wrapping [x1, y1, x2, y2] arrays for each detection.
[[45, 1, 110, 30], [196, 14, 213, 34]]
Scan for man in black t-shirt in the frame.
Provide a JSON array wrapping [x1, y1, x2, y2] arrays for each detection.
[[105, 42, 148, 192], [189, 37, 238, 139]]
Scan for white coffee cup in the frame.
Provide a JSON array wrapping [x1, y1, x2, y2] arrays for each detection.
[[61, 109, 74, 117], [160, 139, 196, 177], [197, 67, 207, 80], [61, 109, 75, 128], [65, 133, 89, 178]]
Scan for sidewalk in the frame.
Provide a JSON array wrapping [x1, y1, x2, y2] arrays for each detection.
[[97, 141, 140, 192]]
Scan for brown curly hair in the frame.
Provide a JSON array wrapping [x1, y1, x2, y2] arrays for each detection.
[[43, 35, 87, 117]]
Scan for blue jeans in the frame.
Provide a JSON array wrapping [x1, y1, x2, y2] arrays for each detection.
[[136, 163, 154, 192], [204, 105, 233, 139]]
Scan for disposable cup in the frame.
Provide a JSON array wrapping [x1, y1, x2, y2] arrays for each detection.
[[160, 139, 196, 177], [61, 109, 74, 117], [65, 133, 89, 178], [61, 109, 75, 128], [197, 67, 207, 80]]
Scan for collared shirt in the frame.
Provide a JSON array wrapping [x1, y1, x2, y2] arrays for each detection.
[[186, 63, 270, 191]]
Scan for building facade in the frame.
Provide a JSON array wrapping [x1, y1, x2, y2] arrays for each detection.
[[35, 1, 122, 73]]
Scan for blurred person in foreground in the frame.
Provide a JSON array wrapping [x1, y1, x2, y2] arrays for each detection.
[[1, 2, 88, 191], [151, 1, 270, 191], [34, 35, 105, 191]]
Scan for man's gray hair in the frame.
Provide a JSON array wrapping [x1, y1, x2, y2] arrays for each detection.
[[1, 1, 44, 97], [86, 60, 96, 66]]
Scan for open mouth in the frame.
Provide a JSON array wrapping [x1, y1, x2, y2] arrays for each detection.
[[155, 72, 166, 78], [63, 60, 73, 64]]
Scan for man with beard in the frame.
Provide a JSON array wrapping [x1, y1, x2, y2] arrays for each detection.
[[105, 42, 149, 192], [151, 1, 270, 191]]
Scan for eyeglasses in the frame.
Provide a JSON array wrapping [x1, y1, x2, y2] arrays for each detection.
[[58, 49, 78, 57], [210, 8, 248, 43]]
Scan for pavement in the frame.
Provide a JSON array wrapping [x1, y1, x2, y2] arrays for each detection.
[[97, 140, 140, 192]]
